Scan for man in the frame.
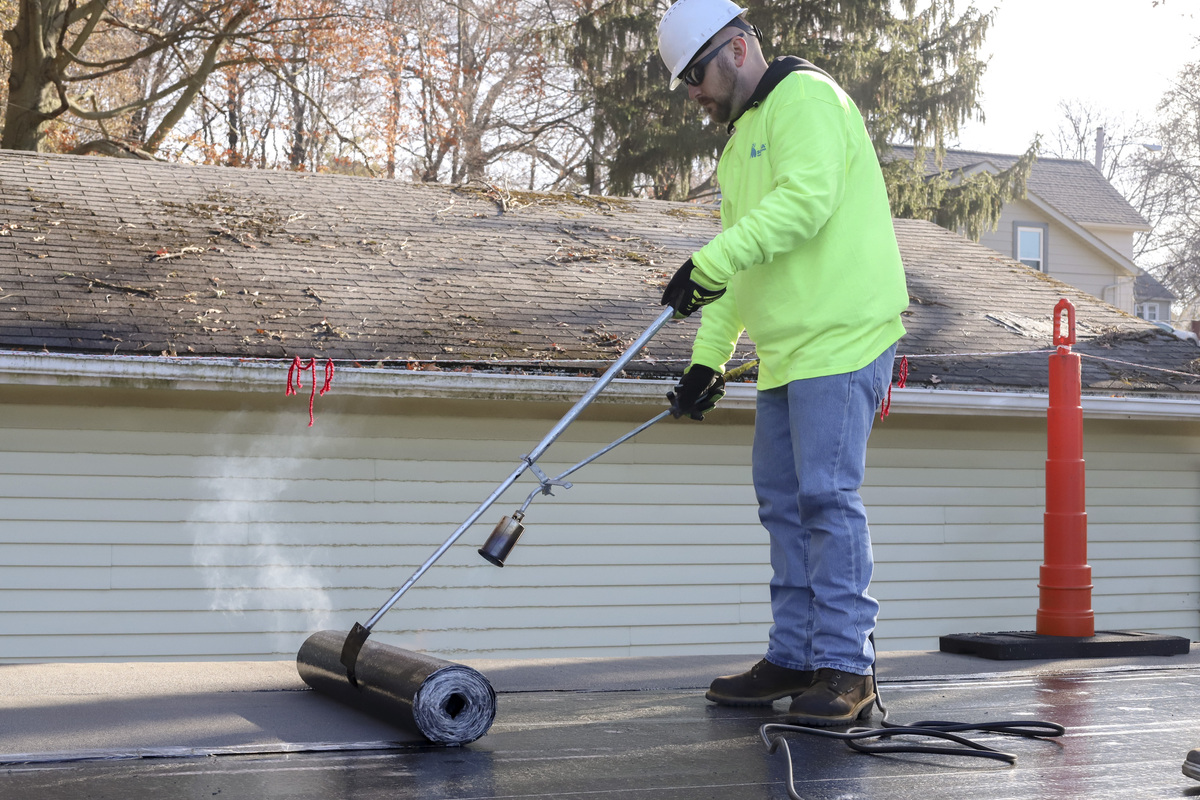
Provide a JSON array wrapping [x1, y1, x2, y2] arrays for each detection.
[[656, 0, 909, 726]]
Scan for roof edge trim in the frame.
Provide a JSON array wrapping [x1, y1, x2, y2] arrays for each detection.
[[1, 351, 1198, 421]]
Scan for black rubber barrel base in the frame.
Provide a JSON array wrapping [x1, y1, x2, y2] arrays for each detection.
[[939, 630, 1192, 660]]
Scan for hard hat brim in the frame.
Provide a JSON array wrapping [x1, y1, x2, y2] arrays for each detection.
[[658, 0, 746, 90]]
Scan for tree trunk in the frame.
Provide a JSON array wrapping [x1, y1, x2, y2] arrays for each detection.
[[288, 72, 306, 170], [2, 0, 69, 151], [461, 127, 486, 183], [226, 75, 241, 165], [585, 113, 603, 194]]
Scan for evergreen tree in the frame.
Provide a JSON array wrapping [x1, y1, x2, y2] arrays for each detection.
[[570, 0, 717, 198], [884, 141, 1038, 242], [569, 0, 1036, 239]]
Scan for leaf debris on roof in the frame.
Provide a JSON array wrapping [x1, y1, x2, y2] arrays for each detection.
[[0, 151, 1194, 396]]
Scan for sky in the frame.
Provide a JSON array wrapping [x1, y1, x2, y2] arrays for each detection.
[[951, 0, 1200, 156]]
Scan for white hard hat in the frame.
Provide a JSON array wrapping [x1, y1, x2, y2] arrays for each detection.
[[657, 0, 747, 90]]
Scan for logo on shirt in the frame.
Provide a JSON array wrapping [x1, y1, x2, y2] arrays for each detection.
[[750, 143, 768, 158]]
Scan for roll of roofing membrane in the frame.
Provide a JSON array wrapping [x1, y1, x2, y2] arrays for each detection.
[[297, 630, 496, 745]]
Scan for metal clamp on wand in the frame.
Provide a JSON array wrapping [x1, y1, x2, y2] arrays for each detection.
[[479, 406, 671, 566]]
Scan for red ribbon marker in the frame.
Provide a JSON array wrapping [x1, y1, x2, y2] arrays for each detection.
[[286, 357, 335, 427], [881, 355, 908, 418]]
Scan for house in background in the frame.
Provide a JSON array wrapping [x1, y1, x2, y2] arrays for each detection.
[[1135, 269, 1176, 322], [891, 146, 1151, 313], [0, 152, 1197, 664], [1134, 270, 1200, 344]]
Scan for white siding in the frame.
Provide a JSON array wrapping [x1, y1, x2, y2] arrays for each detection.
[[866, 416, 1200, 649], [1086, 225, 1138, 261], [977, 200, 1136, 312], [1, 384, 1197, 662]]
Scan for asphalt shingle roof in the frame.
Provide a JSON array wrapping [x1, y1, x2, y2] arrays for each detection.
[[1134, 269, 1176, 303], [0, 151, 1195, 396], [889, 145, 1150, 229]]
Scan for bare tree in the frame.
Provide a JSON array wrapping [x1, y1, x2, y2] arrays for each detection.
[[0, 0, 598, 188], [4, 0, 254, 152], [0, 0, 352, 156], [1044, 99, 1156, 182], [1052, 70, 1200, 312], [1136, 62, 1200, 309], [396, 0, 586, 185]]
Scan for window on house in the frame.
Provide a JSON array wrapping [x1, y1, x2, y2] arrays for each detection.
[[1016, 225, 1045, 271], [1137, 303, 1161, 321]]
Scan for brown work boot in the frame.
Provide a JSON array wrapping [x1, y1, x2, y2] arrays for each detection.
[[786, 667, 875, 725], [705, 659, 814, 706]]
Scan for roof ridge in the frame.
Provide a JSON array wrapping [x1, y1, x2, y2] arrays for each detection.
[[889, 143, 1099, 168]]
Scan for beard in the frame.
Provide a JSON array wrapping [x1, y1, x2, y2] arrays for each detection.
[[702, 95, 734, 124], [696, 56, 738, 124]]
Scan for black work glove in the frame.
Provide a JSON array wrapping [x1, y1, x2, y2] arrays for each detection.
[[661, 258, 725, 318], [667, 365, 726, 420]]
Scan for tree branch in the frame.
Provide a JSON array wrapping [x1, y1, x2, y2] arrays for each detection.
[[65, 59, 242, 119], [144, 7, 255, 151]]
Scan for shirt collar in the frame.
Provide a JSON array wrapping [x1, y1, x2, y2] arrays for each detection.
[[728, 56, 834, 133]]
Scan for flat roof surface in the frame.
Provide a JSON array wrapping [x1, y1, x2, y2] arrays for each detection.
[[3, 647, 1200, 798]]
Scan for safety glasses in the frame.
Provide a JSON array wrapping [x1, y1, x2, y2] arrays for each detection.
[[681, 35, 740, 87]]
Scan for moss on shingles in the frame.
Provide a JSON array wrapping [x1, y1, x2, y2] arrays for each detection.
[[161, 189, 296, 241], [454, 184, 635, 214], [666, 206, 720, 221]]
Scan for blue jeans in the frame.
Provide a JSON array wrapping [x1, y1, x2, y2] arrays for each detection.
[[753, 344, 896, 675]]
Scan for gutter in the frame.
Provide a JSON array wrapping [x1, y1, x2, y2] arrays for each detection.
[[886, 386, 1200, 420], [1, 351, 1198, 421]]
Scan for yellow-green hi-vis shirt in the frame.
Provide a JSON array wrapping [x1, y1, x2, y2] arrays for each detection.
[[690, 61, 909, 390]]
